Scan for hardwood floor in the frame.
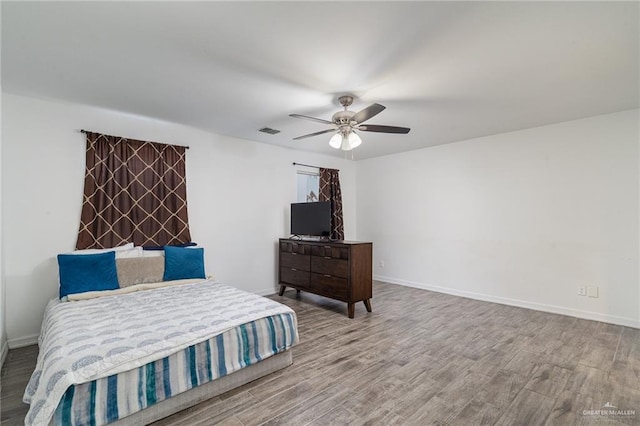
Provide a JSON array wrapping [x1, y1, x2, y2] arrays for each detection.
[[1, 345, 38, 425], [2, 281, 639, 425]]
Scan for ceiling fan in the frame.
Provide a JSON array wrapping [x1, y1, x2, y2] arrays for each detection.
[[290, 95, 410, 151]]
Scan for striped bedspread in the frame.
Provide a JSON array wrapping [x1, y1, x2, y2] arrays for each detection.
[[52, 313, 296, 426], [23, 281, 298, 425]]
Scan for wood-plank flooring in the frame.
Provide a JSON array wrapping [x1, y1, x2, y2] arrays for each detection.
[[2, 281, 639, 425]]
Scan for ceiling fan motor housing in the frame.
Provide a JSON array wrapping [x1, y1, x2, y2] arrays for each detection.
[[332, 110, 356, 125]]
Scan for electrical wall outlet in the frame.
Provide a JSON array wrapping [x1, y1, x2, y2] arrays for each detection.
[[578, 286, 587, 296], [587, 285, 599, 298], [379, 260, 385, 268]]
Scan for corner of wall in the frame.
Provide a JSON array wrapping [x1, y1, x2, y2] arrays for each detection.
[[0, 80, 7, 369], [0, 75, 9, 368], [0, 337, 8, 371]]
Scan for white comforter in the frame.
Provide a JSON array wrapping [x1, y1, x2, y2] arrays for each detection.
[[23, 280, 296, 425]]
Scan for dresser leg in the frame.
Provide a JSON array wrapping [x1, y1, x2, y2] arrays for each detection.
[[278, 285, 286, 296], [348, 303, 355, 318], [363, 299, 372, 312]]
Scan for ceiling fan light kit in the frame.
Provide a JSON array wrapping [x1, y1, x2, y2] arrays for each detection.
[[329, 132, 343, 149], [329, 128, 362, 151], [290, 95, 410, 151], [346, 131, 362, 149]]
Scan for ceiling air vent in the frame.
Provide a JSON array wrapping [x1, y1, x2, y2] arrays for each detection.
[[259, 127, 280, 135]]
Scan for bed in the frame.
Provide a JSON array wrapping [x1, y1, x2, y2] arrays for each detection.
[[23, 253, 298, 426]]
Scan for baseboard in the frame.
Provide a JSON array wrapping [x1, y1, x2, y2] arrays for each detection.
[[375, 275, 640, 329], [0, 340, 8, 370], [255, 287, 278, 297], [11, 280, 633, 352], [8, 334, 39, 349]]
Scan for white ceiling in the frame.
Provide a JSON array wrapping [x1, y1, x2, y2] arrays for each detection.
[[2, 1, 638, 160]]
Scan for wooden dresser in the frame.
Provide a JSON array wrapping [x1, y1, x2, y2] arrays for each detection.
[[278, 238, 373, 318]]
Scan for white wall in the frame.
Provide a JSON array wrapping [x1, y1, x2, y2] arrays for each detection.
[[1, 93, 357, 347], [0, 1, 8, 364], [0, 87, 6, 365], [357, 110, 639, 327]]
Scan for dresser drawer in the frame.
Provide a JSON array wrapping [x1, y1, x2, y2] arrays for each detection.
[[310, 273, 348, 300], [280, 267, 310, 288], [311, 245, 349, 260], [280, 252, 310, 271], [280, 241, 310, 255], [311, 256, 348, 278]]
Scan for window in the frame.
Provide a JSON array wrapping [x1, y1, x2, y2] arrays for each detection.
[[297, 171, 319, 202]]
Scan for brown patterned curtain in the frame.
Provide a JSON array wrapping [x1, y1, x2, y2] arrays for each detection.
[[76, 132, 191, 249], [319, 168, 344, 240]]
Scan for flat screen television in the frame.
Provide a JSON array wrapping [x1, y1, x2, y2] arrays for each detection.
[[291, 201, 331, 237]]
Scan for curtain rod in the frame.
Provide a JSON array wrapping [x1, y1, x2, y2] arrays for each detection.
[[293, 162, 339, 171], [80, 129, 190, 150]]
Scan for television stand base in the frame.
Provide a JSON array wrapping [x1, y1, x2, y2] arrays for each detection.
[[289, 235, 330, 242]]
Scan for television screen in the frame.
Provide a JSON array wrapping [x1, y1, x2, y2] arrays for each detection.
[[291, 201, 331, 237]]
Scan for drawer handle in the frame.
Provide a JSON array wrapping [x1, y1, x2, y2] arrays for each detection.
[[324, 256, 331, 259], [324, 274, 331, 278], [291, 253, 297, 256], [291, 268, 297, 271], [324, 246, 331, 249]]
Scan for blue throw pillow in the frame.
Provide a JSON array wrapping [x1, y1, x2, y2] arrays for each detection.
[[57, 251, 119, 298], [163, 246, 206, 281]]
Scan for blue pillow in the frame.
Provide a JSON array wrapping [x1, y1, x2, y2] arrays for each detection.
[[163, 246, 206, 281], [57, 251, 119, 298]]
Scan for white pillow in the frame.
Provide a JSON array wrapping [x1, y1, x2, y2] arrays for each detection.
[[139, 244, 199, 256], [141, 249, 164, 257], [114, 246, 144, 258], [70, 242, 135, 255]]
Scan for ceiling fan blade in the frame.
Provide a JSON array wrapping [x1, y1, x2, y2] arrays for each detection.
[[358, 124, 411, 134], [289, 114, 334, 125], [351, 103, 386, 124], [293, 128, 336, 140]]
